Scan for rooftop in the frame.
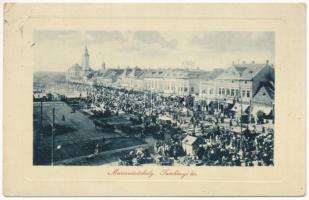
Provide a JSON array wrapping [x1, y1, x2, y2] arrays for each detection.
[[182, 135, 198, 145], [254, 81, 275, 99], [143, 69, 212, 79], [67, 63, 82, 71], [216, 62, 270, 80]]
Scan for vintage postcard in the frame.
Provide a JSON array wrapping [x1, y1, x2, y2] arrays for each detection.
[[3, 3, 306, 196]]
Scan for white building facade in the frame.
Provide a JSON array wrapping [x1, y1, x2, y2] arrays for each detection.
[[143, 69, 206, 96], [66, 47, 94, 84], [199, 61, 274, 104]]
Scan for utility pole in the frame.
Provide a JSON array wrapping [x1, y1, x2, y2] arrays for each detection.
[[239, 74, 242, 135], [51, 107, 55, 166], [40, 99, 43, 143], [239, 72, 244, 159], [249, 92, 253, 124]]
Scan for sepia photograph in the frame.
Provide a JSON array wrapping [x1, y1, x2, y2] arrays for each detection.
[[33, 31, 275, 166], [4, 3, 306, 196]]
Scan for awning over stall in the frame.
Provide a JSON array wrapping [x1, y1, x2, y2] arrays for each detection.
[[252, 106, 272, 116], [159, 115, 173, 121], [207, 100, 214, 106], [231, 126, 243, 134], [226, 99, 234, 104], [231, 103, 249, 113]]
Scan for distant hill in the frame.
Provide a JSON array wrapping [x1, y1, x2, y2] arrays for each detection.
[[33, 71, 66, 86]]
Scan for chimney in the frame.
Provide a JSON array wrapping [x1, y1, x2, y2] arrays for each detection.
[[242, 61, 246, 64], [266, 60, 269, 65], [232, 61, 235, 65], [101, 62, 106, 70], [252, 60, 255, 64]]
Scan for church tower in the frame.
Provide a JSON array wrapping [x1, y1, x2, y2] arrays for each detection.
[[82, 46, 90, 70]]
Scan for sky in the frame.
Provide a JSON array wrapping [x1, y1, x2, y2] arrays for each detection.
[[33, 31, 274, 72]]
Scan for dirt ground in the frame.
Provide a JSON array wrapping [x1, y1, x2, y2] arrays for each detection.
[[33, 101, 146, 165]]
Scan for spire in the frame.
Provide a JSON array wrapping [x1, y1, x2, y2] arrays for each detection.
[[82, 46, 90, 70], [84, 46, 89, 56]]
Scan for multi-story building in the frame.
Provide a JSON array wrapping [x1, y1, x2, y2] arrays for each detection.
[[64, 48, 275, 122], [96, 69, 124, 87], [66, 63, 84, 84], [143, 69, 165, 93], [66, 47, 94, 84], [252, 81, 275, 122], [117, 67, 144, 89], [200, 61, 274, 103], [199, 61, 274, 121], [143, 69, 210, 96]]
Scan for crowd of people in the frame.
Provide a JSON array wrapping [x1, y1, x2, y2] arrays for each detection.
[[44, 82, 274, 166], [118, 147, 152, 166]]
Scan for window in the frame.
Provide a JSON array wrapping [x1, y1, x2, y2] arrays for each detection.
[[210, 89, 213, 94], [202, 90, 206, 94], [226, 89, 230, 95], [232, 81, 234, 83], [222, 88, 225, 95], [231, 89, 235, 96], [247, 90, 250, 97], [242, 90, 246, 97], [191, 87, 194, 92], [236, 89, 239, 96], [245, 81, 247, 84], [218, 88, 222, 95], [184, 87, 188, 92]]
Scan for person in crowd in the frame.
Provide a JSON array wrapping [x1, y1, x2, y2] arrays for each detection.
[[44, 82, 274, 166]]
